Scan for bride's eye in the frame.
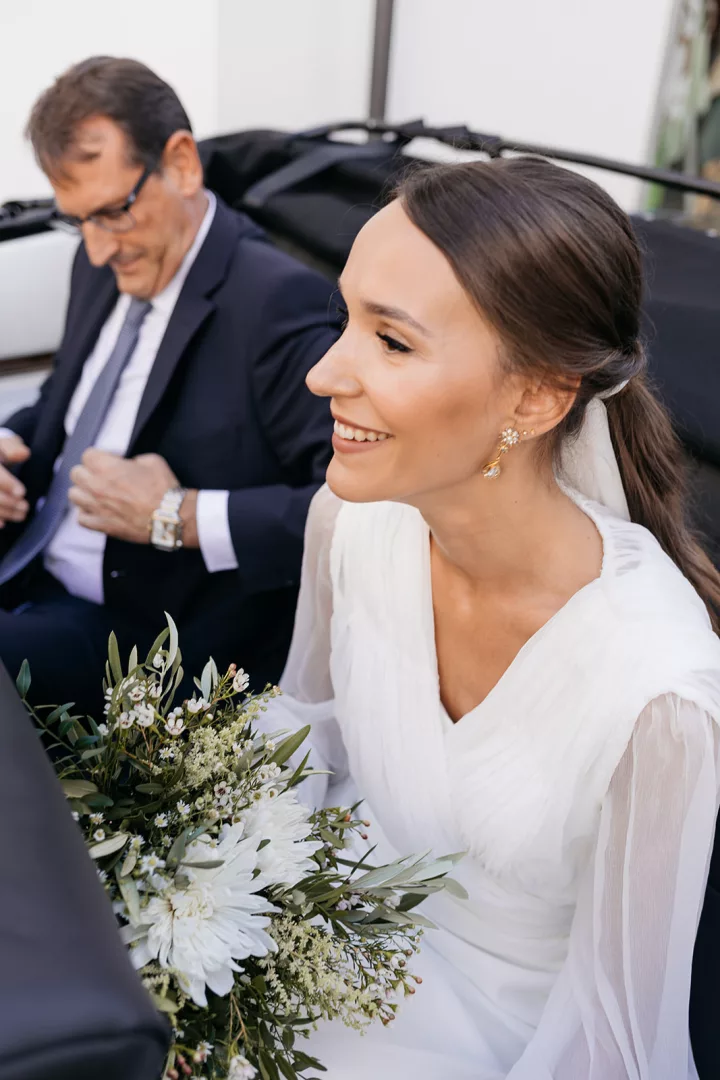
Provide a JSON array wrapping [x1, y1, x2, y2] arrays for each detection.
[[377, 332, 411, 354]]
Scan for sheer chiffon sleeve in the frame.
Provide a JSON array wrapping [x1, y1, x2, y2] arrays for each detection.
[[512, 695, 720, 1079], [254, 485, 349, 809]]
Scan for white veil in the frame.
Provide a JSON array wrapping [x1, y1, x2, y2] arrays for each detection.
[[558, 383, 630, 520]]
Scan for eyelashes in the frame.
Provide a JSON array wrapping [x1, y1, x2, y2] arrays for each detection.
[[377, 333, 411, 354]]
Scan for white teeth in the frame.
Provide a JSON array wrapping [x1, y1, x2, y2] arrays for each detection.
[[334, 420, 390, 442]]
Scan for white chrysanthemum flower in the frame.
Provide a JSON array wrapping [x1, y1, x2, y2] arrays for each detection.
[[176, 800, 191, 818], [193, 1040, 214, 1064], [122, 826, 277, 1007], [241, 790, 322, 888], [135, 704, 155, 729], [118, 711, 135, 729], [159, 747, 175, 761], [228, 1055, 257, 1080], [130, 836, 145, 851], [165, 715, 185, 737], [154, 814, 169, 828], [93, 829, 106, 842], [233, 669, 250, 694], [89, 812, 104, 825]]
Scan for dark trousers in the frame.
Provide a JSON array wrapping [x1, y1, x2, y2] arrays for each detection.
[[0, 570, 151, 718]]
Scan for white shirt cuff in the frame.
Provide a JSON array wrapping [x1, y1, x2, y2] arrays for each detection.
[[0, 428, 17, 440], [195, 489, 239, 572]]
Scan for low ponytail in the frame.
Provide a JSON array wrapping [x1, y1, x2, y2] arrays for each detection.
[[607, 373, 720, 631]]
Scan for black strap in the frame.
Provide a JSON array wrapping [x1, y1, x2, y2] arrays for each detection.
[[242, 139, 399, 208]]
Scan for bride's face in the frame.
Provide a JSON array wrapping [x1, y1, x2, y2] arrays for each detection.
[[306, 199, 522, 505]]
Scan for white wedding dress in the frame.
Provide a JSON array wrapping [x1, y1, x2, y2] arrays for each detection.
[[263, 480, 720, 1080]]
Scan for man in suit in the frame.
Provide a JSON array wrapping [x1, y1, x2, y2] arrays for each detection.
[[0, 56, 339, 713]]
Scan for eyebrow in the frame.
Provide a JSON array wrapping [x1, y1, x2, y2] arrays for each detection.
[[337, 281, 433, 338]]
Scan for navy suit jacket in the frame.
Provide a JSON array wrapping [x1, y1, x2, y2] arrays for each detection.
[[3, 198, 340, 682]]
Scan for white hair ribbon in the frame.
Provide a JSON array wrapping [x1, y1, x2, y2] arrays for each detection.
[[558, 382, 630, 520]]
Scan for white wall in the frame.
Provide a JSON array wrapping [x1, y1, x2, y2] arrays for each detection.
[[0, 0, 220, 203], [387, 0, 679, 210], [217, 0, 374, 134]]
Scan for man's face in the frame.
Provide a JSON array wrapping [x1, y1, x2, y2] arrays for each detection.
[[50, 116, 203, 299]]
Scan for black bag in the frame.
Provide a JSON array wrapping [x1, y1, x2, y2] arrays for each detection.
[[0, 660, 169, 1080], [199, 123, 720, 560]]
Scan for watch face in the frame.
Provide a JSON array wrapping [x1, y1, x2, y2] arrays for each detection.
[[152, 516, 179, 549]]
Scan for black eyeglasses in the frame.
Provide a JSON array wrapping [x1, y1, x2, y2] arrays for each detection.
[[52, 166, 153, 234]]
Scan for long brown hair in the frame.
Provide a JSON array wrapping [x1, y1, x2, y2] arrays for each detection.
[[400, 157, 720, 630]]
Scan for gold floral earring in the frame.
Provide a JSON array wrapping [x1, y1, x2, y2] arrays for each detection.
[[482, 426, 534, 479]]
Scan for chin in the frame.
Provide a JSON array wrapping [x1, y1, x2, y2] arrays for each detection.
[[325, 455, 393, 504]]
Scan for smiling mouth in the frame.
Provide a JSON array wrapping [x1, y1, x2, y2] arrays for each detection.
[[333, 420, 392, 443]]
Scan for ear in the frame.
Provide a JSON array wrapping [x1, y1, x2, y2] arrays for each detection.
[[161, 131, 203, 197], [513, 376, 579, 436]]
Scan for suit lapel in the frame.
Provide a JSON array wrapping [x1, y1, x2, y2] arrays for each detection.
[[129, 199, 242, 447]]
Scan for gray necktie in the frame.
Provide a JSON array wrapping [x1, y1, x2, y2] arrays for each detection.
[[0, 297, 152, 587]]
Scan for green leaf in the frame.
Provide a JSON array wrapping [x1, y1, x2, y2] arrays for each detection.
[[179, 858, 225, 870], [117, 872, 142, 923], [75, 735, 98, 750], [165, 612, 179, 667], [165, 826, 192, 868], [119, 850, 137, 877], [284, 750, 312, 789], [15, 660, 31, 699], [88, 832, 129, 859], [200, 656, 218, 701], [277, 1053, 297, 1080], [270, 725, 311, 767], [135, 783, 164, 794], [145, 627, 169, 668], [128, 646, 138, 674], [85, 793, 114, 809], [61, 779, 99, 799], [81, 747, 105, 762], [259, 1049, 280, 1080], [442, 876, 469, 901], [107, 632, 123, 684], [150, 991, 179, 1015]]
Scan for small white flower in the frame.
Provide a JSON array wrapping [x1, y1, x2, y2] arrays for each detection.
[[193, 1040, 214, 1064], [176, 800, 191, 818], [337, 899, 350, 911], [71, 811, 80, 822], [385, 894, 400, 910], [186, 697, 208, 714], [118, 711, 135, 729], [139, 854, 165, 874], [162, 834, 173, 848], [104, 688, 113, 700], [97, 723, 109, 737], [93, 829, 106, 842], [149, 684, 162, 699], [129, 686, 145, 702], [89, 812, 104, 825], [97, 869, 108, 884], [169, 706, 183, 719], [214, 781, 230, 799], [152, 652, 165, 669], [135, 704, 155, 729], [165, 715, 185, 737], [130, 836, 145, 851], [103, 702, 111, 715], [264, 740, 276, 753], [233, 669, 250, 694], [158, 747, 175, 761], [154, 814, 169, 828], [228, 1055, 257, 1080], [195, 796, 206, 810]]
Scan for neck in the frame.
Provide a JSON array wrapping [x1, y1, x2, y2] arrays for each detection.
[[151, 189, 209, 297], [413, 462, 597, 594]]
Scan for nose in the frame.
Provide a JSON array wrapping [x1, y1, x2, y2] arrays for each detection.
[[306, 336, 363, 399], [81, 221, 121, 267]]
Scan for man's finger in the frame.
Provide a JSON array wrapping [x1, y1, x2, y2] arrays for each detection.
[[82, 447, 120, 472], [0, 435, 31, 466], [68, 485, 96, 511], [0, 464, 26, 499], [76, 510, 106, 532]]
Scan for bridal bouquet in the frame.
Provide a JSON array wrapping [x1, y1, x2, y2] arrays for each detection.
[[20, 617, 461, 1080]]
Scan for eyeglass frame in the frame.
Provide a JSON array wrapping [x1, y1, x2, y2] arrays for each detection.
[[51, 165, 154, 234]]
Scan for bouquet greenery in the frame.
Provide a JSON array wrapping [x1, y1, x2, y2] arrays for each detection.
[[19, 617, 462, 1080]]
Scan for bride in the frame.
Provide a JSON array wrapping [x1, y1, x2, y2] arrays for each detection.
[[263, 157, 720, 1078]]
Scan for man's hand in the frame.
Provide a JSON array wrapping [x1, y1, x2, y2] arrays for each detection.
[[69, 449, 196, 545], [0, 435, 30, 528]]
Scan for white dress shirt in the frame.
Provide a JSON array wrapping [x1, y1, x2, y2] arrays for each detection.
[[1, 191, 239, 604]]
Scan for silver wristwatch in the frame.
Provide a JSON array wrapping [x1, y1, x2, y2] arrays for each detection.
[[150, 487, 187, 551]]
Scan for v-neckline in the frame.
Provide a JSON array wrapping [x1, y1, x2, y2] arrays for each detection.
[[424, 490, 612, 729]]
